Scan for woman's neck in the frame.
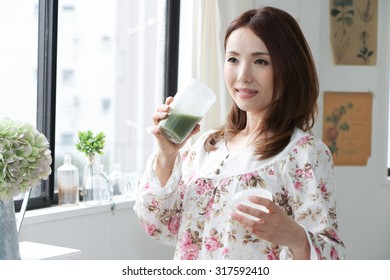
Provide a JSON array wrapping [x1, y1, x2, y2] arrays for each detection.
[[225, 110, 269, 153], [226, 120, 261, 153]]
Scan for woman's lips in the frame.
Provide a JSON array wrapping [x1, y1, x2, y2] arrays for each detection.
[[236, 88, 257, 99]]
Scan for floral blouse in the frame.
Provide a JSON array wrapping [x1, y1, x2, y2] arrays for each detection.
[[133, 128, 345, 260]]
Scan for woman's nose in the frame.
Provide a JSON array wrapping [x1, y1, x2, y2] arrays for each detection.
[[237, 63, 253, 83]]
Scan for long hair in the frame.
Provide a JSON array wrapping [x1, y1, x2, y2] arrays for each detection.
[[205, 6, 319, 159]]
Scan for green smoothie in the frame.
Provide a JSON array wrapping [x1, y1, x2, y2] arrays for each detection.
[[159, 112, 202, 144]]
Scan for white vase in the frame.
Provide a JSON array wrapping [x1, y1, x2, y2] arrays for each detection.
[[0, 197, 21, 260]]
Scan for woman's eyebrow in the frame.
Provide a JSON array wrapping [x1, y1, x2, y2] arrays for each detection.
[[251, 51, 270, 57], [226, 50, 270, 56]]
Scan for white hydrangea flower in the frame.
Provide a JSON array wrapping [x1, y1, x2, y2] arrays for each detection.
[[0, 118, 52, 199]]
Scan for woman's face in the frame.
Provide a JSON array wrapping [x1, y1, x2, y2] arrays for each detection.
[[224, 27, 274, 117]]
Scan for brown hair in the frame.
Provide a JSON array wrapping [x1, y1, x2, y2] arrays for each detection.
[[205, 6, 319, 159]]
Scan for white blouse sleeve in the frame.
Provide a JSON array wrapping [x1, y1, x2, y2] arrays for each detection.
[[133, 132, 209, 247], [133, 151, 184, 246], [280, 136, 345, 260]]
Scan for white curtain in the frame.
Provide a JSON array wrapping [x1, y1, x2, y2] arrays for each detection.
[[179, 0, 259, 136]]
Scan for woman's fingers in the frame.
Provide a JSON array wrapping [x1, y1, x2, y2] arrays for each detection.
[[235, 203, 269, 222], [165, 96, 174, 105], [150, 96, 201, 153], [152, 111, 169, 125], [152, 97, 174, 125], [248, 196, 278, 214], [150, 125, 162, 137], [231, 196, 300, 247], [230, 211, 267, 237], [234, 196, 275, 221], [187, 124, 201, 138], [230, 196, 276, 235]]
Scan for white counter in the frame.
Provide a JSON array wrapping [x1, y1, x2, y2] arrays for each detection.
[[19, 241, 82, 260]]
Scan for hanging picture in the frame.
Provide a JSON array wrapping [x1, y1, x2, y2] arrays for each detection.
[[323, 91, 372, 165], [330, 0, 377, 65]]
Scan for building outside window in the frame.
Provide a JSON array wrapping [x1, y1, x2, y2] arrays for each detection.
[[0, 0, 39, 200], [55, 0, 167, 188]]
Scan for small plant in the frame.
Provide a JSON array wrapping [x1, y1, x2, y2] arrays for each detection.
[[75, 130, 106, 157], [75, 131, 106, 202]]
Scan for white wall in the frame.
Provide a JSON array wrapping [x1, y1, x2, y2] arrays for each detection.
[[317, 0, 390, 259]]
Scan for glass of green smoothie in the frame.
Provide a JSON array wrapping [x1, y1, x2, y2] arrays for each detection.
[[159, 79, 216, 144]]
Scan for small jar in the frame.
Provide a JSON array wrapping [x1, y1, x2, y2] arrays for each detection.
[[109, 164, 126, 197], [58, 155, 79, 206]]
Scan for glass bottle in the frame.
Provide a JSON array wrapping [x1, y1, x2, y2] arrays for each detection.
[[109, 164, 126, 197], [83, 153, 101, 206], [97, 164, 111, 202], [82, 154, 111, 205], [57, 155, 79, 206], [124, 172, 140, 199]]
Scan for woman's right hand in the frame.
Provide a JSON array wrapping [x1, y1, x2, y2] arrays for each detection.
[[151, 96, 200, 186], [151, 96, 200, 157]]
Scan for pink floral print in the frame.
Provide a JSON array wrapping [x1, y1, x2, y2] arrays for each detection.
[[143, 183, 152, 195], [297, 135, 311, 146], [222, 247, 230, 257], [146, 224, 156, 236], [241, 172, 255, 182], [267, 250, 279, 260], [180, 244, 200, 260], [134, 128, 345, 260], [330, 247, 340, 260], [205, 237, 220, 252], [168, 214, 181, 235]]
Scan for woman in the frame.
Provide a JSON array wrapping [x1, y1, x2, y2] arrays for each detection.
[[134, 6, 345, 260]]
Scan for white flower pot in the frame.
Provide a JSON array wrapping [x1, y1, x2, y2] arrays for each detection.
[[0, 197, 21, 260]]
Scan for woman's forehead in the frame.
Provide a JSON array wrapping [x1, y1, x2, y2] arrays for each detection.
[[225, 27, 269, 54]]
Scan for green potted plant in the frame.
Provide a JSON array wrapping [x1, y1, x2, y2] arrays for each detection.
[[76, 130, 105, 161], [75, 130, 106, 204]]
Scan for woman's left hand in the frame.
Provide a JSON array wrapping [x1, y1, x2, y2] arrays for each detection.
[[231, 196, 310, 259]]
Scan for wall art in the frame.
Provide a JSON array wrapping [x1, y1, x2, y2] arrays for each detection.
[[323, 91, 372, 165], [330, 0, 377, 65]]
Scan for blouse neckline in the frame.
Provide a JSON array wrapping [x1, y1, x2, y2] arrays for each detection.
[[195, 128, 309, 178]]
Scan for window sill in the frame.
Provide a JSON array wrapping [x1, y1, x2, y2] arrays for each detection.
[[18, 196, 135, 226]]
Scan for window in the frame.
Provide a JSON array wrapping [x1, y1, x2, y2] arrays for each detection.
[[0, 1, 38, 125], [61, 69, 75, 85], [1, 0, 180, 211], [60, 133, 74, 145], [0, 1, 40, 207], [54, 0, 171, 198]]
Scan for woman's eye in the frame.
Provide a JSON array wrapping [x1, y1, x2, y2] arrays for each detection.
[[227, 57, 238, 63], [255, 59, 269, 65]]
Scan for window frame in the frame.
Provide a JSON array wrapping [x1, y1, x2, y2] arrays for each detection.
[[164, 0, 180, 98], [15, 0, 180, 211], [15, 0, 58, 212]]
